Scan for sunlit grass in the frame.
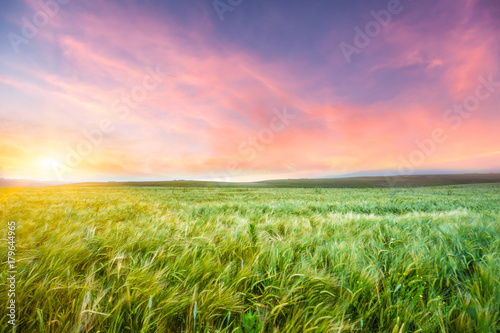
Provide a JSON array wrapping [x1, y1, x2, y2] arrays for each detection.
[[1, 184, 499, 332]]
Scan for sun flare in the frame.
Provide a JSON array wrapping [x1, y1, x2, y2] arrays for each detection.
[[40, 158, 60, 169]]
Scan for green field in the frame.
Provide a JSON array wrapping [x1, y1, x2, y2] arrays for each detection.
[[1, 184, 500, 332]]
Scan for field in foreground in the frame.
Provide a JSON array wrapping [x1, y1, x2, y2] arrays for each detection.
[[1, 185, 499, 332]]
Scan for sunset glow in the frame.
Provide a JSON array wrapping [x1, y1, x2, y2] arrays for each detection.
[[1, 0, 499, 182]]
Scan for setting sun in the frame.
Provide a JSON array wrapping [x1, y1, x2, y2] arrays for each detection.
[[39, 158, 60, 169]]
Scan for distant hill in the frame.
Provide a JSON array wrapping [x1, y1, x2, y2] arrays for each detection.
[[2, 173, 499, 189], [60, 173, 500, 188], [0, 178, 68, 188]]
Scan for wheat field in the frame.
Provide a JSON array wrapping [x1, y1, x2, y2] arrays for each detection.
[[1, 184, 499, 332]]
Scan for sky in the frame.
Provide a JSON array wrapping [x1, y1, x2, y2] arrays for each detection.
[[0, 0, 499, 182]]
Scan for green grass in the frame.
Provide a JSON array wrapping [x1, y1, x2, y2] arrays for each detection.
[[1, 184, 499, 332]]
